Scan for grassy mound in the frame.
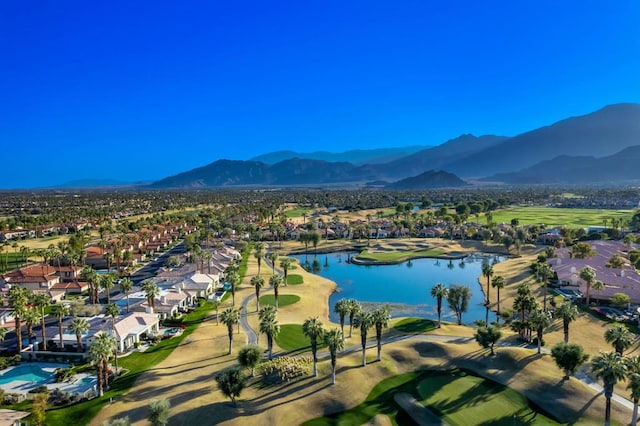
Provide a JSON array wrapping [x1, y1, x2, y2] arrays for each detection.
[[259, 294, 301, 308], [274, 324, 327, 352], [394, 318, 437, 333], [354, 249, 445, 263], [285, 274, 304, 285]]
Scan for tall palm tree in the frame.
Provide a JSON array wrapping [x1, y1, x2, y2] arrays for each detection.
[[347, 299, 361, 338], [254, 242, 265, 276], [226, 270, 240, 306], [529, 308, 552, 354], [491, 275, 505, 315], [592, 280, 605, 305], [302, 316, 324, 377], [556, 301, 579, 344], [23, 307, 39, 345], [579, 266, 596, 306], [279, 258, 294, 285], [324, 328, 344, 385], [334, 299, 350, 342], [142, 280, 160, 310], [538, 262, 554, 311], [220, 307, 240, 355], [100, 273, 116, 304], [251, 275, 264, 312], [80, 266, 98, 304], [51, 303, 71, 349], [89, 332, 116, 397], [372, 306, 390, 362], [481, 260, 494, 304], [626, 355, 640, 426], [354, 310, 374, 367], [119, 277, 133, 313], [430, 283, 448, 328], [267, 251, 278, 275], [269, 274, 283, 311], [69, 317, 90, 352], [605, 324, 634, 355], [259, 312, 280, 360], [105, 303, 120, 373], [9, 285, 29, 351], [592, 351, 628, 426], [32, 293, 50, 351]]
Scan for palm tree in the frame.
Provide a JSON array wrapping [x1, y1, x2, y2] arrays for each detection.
[[446, 284, 472, 325], [51, 303, 71, 349], [225, 269, 239, 306], [259, 311, 279, 360], [556, 301, 579, 343], [267, 251, 278, 275], [23, 307, 39, 345], [80, 266, 98, 304], [142, 280, 160, 310], [254, 242, 265, 276], [372, 306, 390, 362], [605, 324, 634, 355], [302, 317, 324, 377], [9, 285, 29, 351], [105, 303, 120, 373], [32, 293, 50, 351], [354, 310, 374, 366], [334, 299, 350, 342], [250, 275, 265, 312], [220, 307, 240, 355], [481, 260, 493, 304], [538, 262, 554, 311], [69, 317, 90, 352], [579, 266, 596, 306], [324, 328, 344, 385], [279, 258, 294, 285], [491, 275, 505, 315], [592, 280, 605, 305], [347, 299, 361, 338], [626, 355, 640, 426], [430, 283, 448, 328], [90, 332, 116, 396], [592, 351, 628, 426], [269, 274, 283, 311], [100, 273, 116, 304], [119, 277, 133, 313], [529, 308, 552, 354]]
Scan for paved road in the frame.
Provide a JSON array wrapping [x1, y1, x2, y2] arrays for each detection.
[[129, 243, 185, 284]]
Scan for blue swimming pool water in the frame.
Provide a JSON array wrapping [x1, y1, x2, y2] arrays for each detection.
[[293, 252, 504, 325], [0, 364, 54, 385]]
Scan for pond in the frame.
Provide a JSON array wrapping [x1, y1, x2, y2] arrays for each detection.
[[293, 252, 504, 325]]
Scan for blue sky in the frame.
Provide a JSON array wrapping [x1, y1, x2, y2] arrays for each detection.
[[1, 1, 639, 188]]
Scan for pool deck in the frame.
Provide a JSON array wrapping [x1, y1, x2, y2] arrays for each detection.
[[0, 362, 97, 396]]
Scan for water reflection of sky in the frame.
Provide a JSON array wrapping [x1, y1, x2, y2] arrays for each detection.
[[293, 252, 504, 325]]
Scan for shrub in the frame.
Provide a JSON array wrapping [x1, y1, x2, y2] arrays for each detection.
[[260, 356, 311, 384]]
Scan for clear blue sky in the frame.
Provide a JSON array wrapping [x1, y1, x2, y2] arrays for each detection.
[[1, 1, 639, 188]]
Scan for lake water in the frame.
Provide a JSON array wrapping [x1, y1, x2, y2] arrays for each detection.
[[293, 252, 504, 325]]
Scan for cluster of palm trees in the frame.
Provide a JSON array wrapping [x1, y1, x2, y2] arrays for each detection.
[[430, 283, 473, 326]]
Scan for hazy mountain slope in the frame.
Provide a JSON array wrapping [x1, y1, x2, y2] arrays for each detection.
[[149, 159, 270, 187], [251, 146, 431, 165], [443, 103, 640, 177], [386, 170, 468, 189], [359, 134, 508, 180], [486, 145, 640, 184]]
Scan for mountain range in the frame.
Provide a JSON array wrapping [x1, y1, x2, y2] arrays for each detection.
[[139, 103, 640, 188]]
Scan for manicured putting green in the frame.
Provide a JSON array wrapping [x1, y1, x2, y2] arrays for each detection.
[[259, 294, 300, 308], [285, 274, 303, 285], [394, 318, 437, 333], [302, 369, 558, 425], [355, 249, 445, 262], [418, 369, 557, 425], [274, 324, 327, 352]]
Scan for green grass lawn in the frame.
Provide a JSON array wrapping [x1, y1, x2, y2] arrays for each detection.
[[355, 249, 445, 263], [285, 274, 303, 285], [418, 369, 557, 425], [302, 369, 558, 425], [274, 324, 326, 352], [259, 294, 301, 308], [393, 318, 437, 333], [484, 206, 633, 229], [285, 207, 312, 218]]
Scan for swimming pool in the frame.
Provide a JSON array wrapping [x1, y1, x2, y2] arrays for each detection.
[[0, 364, 56, 385]]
